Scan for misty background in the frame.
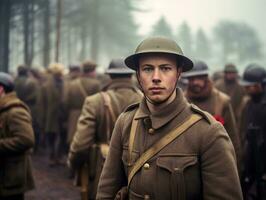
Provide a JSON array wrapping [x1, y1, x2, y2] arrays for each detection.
[[0, 0, 265, 74]]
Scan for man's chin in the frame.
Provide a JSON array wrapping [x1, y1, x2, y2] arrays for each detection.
[[147, 96, 166, 104]]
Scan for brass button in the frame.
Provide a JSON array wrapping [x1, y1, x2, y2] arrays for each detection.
[[144, 194, 150, 200], [143, 163, 150, 169], [148, 128, 155, 134]]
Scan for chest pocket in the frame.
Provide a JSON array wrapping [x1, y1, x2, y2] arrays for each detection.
[[156, 154, 201, 200]]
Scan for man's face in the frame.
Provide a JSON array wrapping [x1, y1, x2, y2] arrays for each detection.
[[224, 72, 238, 82], [187, 75, 208, 94], [244, 83, 263, 96], [138, 53, 181, 104]]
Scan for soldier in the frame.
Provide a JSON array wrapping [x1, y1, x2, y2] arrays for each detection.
[[0, 72, 35, 200], [68, 58, 142, 200], [182, 61, 241, 166], [215, 63, 246, 122], [97, 37, 243, 199], [64, 60, 101, 146], [238, 64, 266, 199], [42, 63, 66, 166]]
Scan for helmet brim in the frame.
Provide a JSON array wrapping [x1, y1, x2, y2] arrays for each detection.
[[181, 70, 209, 78], [124, 52, 193, 72], [239, 79, 257, 86], [105, 68, 134, 74]]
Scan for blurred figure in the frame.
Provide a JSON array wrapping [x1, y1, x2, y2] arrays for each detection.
[[43, 63, 66, 166], [215, 63, 246, 122], [212, 70, 224, 83], [68, 58, 141, 200], [14, 65, 40, 152], [64, 60, 101, 147], [183, 60, 241, 166], [0, 72, 35, 200], [238, 64, 266, 200], [67, 64, 81, 81], [14, 65, 39, 109]]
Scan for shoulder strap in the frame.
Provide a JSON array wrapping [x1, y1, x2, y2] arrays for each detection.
[[101, 92, 117, 141], [127, 113, 202, 187], [77, 79, 88, 98]]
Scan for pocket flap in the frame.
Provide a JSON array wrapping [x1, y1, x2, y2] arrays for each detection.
[[157, 154, 198, 172]]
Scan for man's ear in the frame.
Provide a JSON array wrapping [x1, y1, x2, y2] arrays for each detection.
[[177, 67, 182, 79]]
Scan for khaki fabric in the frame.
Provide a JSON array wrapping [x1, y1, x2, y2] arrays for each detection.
[[64, 77, 100, 143], [97, 88, 243, 200], [0, 92, 35, 196], [68, 78, 142, 199], [215, 78, 246, 123], [186, 87, 241, 167]]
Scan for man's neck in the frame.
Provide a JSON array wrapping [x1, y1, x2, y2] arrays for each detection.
[[146, 90, 177, 113]]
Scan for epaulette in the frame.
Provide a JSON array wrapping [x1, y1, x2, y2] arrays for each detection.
[[190, 104, 212, 124], [124, 102, 140, 112]]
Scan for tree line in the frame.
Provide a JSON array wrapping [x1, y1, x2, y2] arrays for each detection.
[[0, 0, 264, 73]]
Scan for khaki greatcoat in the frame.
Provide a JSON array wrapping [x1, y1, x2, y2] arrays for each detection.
[[64, 76, 101, 143], [68, 78, 142, 199], [186, 87, 241, 166], [97, 88, 242, 200], [0, 92, 35, 197], [215, 78, 246, 123]]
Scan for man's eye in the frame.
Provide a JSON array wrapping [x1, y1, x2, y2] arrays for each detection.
[[161, 66, 172, 71], [143, 67, 153, 72]]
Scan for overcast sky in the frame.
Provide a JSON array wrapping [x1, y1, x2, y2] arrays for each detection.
[[133, 0, 265, 43]]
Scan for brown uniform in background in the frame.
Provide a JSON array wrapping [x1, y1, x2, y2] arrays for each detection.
[[0, 73, 35, 200], [68, 59, 141, 199], [42, 63, 66, 166], [215, 63, 246, 122], [183, 61, 241, 167], [64, 60, 101, 145]]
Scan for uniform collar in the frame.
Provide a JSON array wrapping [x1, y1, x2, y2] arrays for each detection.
[[135, 88, 188, 129]]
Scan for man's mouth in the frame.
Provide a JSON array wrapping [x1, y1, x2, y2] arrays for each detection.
[[149, 87, 164, 93]]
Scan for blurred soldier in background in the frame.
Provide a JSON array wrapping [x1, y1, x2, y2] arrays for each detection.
[[64, 60, 101, 147], [14, 65, 40, 152], [215, 63, 246, 122], [238, 64, 266, 200], [182, 61, 241, 167], [68, 58, 141, 200], [0, 72, 35, 200], [67, 64, 81, 81], [42, 63, 67, 166]]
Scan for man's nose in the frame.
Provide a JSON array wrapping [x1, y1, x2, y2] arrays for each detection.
[[152, 68, 161, 83]]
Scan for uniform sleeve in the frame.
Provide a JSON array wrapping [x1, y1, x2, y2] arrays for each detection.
[[96, 114, 127, 200], [201, 122, 243, 200], [68, 95, 98, 168], [0, 107, 35, 154]]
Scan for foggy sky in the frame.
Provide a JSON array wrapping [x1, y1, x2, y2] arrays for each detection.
[[134, 0, 265, 44]]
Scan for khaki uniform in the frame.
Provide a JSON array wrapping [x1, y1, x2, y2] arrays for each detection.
[[97, 88, 242, 199], [64, 77, 101, 144], [42, 75, 65, 134], [215, 78, 246, 122], [0, 92, 35, 197], [68, 78, 142, 199], [186, 87, 241, 165]]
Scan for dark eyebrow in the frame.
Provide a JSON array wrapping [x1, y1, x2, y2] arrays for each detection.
[[159, 64, 173, 67], [140, 64, 154, 68]]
